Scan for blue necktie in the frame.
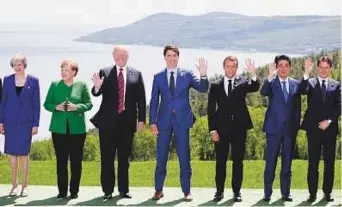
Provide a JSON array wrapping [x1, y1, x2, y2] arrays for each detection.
[[170, 71, 175, 95], [282, 81, 288, 102]]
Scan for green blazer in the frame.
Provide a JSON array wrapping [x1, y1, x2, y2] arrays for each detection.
[[44, 80, 93, 134]]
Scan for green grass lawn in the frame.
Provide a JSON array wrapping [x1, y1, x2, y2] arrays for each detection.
[[0, 160, 340, 189]]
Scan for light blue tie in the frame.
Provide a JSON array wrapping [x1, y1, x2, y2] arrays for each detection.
[[282, 81, 288, 102]]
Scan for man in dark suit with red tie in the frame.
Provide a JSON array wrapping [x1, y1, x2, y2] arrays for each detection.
[[91, 46, 146, 199], [299, 56, 341, 203]]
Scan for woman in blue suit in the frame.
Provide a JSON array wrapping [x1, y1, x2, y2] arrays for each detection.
[[0, 53, 40, 197]]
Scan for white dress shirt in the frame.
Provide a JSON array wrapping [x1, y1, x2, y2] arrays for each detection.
[[278, 77, 289, 94], [167, 68, 177, 87]]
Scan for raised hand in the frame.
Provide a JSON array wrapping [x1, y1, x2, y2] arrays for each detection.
[[195, 57, 207, 77], [244, 58, 257, 76], [92, 72, 104, 90], [304, 57, 314, 76], [268, 63, 278, 80]]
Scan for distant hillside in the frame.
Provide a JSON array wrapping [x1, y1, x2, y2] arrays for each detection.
[[76, 12, 341, 54]]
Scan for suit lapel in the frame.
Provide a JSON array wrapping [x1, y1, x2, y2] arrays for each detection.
[[125, 67, 133, 100], [219, 78, 226, 97], [175, 68, 182, 95]]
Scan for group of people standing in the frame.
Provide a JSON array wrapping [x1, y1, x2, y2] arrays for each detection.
[[0, 45, 340, 204]]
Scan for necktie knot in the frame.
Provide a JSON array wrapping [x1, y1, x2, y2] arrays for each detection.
[[322, 80, 326, 85], [119, 68, 123, 72]]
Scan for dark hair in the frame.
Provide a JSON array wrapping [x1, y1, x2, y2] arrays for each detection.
[[317, 56, 332, 68], [274, 55, 291, 67], [163, 45, 179, 56], [222, 56, 238, 67]]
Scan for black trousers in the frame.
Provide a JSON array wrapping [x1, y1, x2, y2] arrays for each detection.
[[307, 128, 337, 196], [215, 120, 247, 195], [99, 112, 134, 194], [52, 128, 86, 195]]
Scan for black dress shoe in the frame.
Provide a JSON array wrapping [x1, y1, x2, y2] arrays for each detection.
[[307, 195, 316, 203], [282, 195, 293, 202], [213, 192, 224, 202], [103, 194, 113, 199], [234, 193, 242, 202], [324, 194, 334, 202], [56, 193, 67, 199], [120, 192, 132, 199], [263, 196, 271, 202], [70, 194, 78, 199]]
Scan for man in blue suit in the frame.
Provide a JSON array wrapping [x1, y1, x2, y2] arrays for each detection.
[[149, 45, 209, 201], [261, 55, 301, 202]]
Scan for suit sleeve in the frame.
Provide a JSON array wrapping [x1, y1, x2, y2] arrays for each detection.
[[298, 78, 310, 95], [149, 75, 159, 125], [0, 78, 2, 102], [329, 83, 341, 122], [91, 69, 104, 97], [137, 72, 146, 123], [76, 83, 93, 113], [44, 82, 57, 112], [207, 84, 217, 132], [260, 79, 272, 97], [244, 78, 260, 93], [189, 71, 209, 93], [32, 78, 41, 127], [0, 78, 6, 124]]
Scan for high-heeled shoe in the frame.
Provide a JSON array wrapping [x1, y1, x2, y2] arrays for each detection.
[[9, 186, 19, 197], [20, 187, 28, 197]]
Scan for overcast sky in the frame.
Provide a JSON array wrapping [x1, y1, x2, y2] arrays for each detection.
[[0, 0, 341, 26]]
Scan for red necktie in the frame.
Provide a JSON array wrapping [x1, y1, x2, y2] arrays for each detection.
[[118, 68, 124, 113]]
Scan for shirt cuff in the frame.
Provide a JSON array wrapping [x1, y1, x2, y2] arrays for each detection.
[[303, 74, 309, 80], [328, 119, 332, 124], [210, 130, 217, 134], [267, 77, 274, 82]]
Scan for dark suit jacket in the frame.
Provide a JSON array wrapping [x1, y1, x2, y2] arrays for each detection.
[[299, 77, 341, 135], [90, 66, 146, 131], [260, 77, 301, 138], [208, 76, 260, 132]]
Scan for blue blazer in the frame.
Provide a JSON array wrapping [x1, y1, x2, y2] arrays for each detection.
[[260, 76, 301, 138], [149, 68, 209, 129], [0, 74, 40, 127]]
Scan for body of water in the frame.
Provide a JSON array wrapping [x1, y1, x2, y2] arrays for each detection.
[[0, 24, 302, 152]]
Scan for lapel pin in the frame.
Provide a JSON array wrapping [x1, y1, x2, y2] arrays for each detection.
[[28, 86, 31, 89]]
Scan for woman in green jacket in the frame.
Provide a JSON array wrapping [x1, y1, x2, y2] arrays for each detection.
[[44, 59, 93, 199]]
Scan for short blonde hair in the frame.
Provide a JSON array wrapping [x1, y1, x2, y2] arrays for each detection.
[[61, 59, 79, 77], [10, 53, 27, 68]]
